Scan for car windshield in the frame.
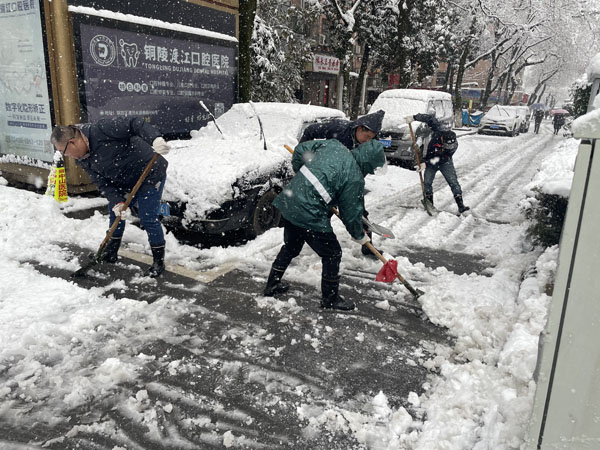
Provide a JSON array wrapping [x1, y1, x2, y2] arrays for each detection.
[[197, 103, 344, 143], [486, 106, 517, 119]]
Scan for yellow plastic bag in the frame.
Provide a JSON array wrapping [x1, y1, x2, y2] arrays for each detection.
[[54, 165, 68, 202], [46, 160, 68, 203]]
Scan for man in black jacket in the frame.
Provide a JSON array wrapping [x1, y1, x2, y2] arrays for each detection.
[[406, 113, 469, 215], [299, 109, 385, 149], [299, 110, 385, 257], [51, 117, 170, 277]]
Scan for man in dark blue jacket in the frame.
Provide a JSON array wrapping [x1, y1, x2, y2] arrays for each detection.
[[51, 117, 170, 277], [299, 109, 385, 257], [406, 113, 469, 214]]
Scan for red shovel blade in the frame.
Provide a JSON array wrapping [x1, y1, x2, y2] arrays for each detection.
[[376, 259, 398, 283]]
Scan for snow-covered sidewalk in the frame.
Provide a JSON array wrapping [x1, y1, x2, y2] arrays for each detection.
[[0, 130, 578, 449]]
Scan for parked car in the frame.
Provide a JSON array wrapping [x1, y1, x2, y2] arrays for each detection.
[[161, 103, 346, 237], [368, 89, 454, 169], [478, 105, 522, 136], [515, 106, 531, 133]]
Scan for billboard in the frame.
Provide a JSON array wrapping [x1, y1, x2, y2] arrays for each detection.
[[0, 0, 53, 163], [73, 16, 237, 136]]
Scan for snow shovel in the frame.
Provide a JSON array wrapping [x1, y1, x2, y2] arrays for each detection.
[[284, 144, 395, 239], [361, 215, 395, 239], [407, 123, 435, 216], [366, 242, 424, 299], [72, 153, 161, 278], [328, 206, 422, 298]]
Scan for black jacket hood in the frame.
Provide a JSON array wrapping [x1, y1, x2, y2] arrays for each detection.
[[355, 110, 385, 134]]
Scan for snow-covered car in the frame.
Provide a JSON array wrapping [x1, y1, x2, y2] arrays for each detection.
[[161, 103, 346, 237], [515, 106, 531, 133], [368, 89, 454, 169], [478, 105, 522, 136]]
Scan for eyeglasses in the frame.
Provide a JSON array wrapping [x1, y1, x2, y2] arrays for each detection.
[[59, 140, 72, 156]]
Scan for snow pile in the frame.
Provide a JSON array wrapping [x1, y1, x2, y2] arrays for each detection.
[[573, 58, 600, 137], [294, 243, 556, 449], [572, 94, 600, 138], [414, 247, 556, 449], [524, 137, 579, 197]]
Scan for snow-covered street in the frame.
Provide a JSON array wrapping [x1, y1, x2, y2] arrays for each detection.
[[0, 121, 577, 449]]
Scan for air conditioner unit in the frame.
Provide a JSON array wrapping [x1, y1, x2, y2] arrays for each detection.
[[319, 34, 326, 46]]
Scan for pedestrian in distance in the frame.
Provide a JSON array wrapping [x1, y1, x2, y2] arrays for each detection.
[[51, 117, 171, 278], [552, 114, 566, 135], [534, 110, 544, 134], [405, 113, 470, 215], [263, 138, 387, 311], [299, 109, 386, 258]]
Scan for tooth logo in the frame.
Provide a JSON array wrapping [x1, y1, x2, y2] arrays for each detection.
[[119, 40, 141, 68], [90, 35, 116, 66]]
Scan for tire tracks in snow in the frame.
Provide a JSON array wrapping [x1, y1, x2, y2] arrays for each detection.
[[366, 132, 557, 255]]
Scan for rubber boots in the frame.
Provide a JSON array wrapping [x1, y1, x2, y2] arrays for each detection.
[[425, 193, 434, 207], [455, 194, 470, 214], [145, 244, 165, 278], [101, 237, 121, 263], [321, 276, 355, 311], [264, 267, 290, 297]]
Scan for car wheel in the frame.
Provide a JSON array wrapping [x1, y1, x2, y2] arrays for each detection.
[[247, 189, 281, 238]]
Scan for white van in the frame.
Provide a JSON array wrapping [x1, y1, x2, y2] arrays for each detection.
[[368, 89, 454, 169]]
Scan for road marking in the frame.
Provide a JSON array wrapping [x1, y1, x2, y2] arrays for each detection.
[[118, 248, 237, 282]]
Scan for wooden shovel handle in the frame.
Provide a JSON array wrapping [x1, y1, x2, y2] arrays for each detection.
[[97, 153, 161, 253], [408, 122, 427, 193]]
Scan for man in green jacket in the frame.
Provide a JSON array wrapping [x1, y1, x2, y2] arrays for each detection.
[[264, 139, 386, 311]]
